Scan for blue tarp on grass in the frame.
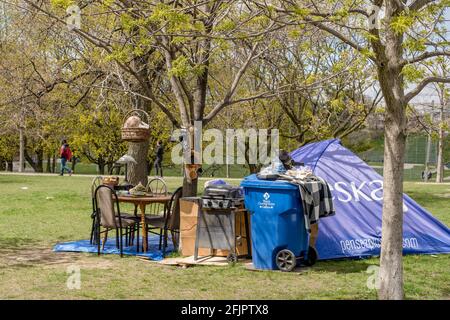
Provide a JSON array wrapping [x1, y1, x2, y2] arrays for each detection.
[[53, 234, 173, 261]]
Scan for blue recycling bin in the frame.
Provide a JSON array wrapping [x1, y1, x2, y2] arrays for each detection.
[[240, 174, 310, 270]]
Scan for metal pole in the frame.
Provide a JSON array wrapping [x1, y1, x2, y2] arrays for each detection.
[[424, 134, 431, 182], [424, 101, 434, 182], [226, 109, 230, 178], [436, 98, 445, 183]]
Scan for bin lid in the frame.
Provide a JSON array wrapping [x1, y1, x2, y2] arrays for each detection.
[[240, 174, 298, 190]]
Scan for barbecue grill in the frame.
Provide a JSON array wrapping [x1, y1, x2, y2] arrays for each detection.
[[194, 185, 250, 263]]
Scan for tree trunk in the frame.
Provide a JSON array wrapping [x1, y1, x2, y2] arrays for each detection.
[[182, 172, 198, 197], [126, 52, 154, 187], [436, 102, 444, 183], [7, 160, 13, 172], [36, 149, 43, 173], [46, 153, 51, 173], [0, 159, 5, 171], [24, 150, 36, 172], [52, 155, 56, 173], [71, 157, 77, 173], [19, 127, 24, 173], [376, 1, 406, 299], [379, 105, 406, 300], [127, 141, 149, 186], [25, 149, 44, 172], [378, 73, 406, 300], [98, 158, 105, 175]]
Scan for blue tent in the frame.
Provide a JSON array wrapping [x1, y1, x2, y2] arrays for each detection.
[[290, 138, 450, 260]]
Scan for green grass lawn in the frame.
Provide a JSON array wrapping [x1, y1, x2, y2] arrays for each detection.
[[0, 174, 449, 299]]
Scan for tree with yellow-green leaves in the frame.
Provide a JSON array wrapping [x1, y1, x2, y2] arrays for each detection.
[[253, 0, 450, 300], [0, 127, 17, 171], [20, 0, 179, 184], [69, 100, 127, 174], [4, 3, 446, 300], [242, 28, 382, 146], [22, 0, 291, 195]]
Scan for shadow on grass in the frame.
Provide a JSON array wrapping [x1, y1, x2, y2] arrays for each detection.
[[313, 258, 376, 274]]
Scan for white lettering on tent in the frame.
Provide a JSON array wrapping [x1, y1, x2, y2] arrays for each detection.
[[369, 180, 383, 201], [350, 181, 372, 201], [330, 179, 410, 211], [333, 182, 352, 202], [340, 237, 418, 253], [329, 180, 408, 212]]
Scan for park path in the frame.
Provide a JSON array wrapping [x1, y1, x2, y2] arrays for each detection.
[[0, 172, 244, 181], [1, 171, 448, 183], [0, 172, 101, 178]]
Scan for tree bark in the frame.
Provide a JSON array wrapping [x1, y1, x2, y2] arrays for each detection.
[[52, 155, 56, 173], [182, 172, 198, 197], [46, 153, 51, 173], [379, 98, 406, 300], [377, 61, 406, 300], [36, 149, 43, 173], [374, 0, 406, 300], [98, 157, 105, 175], [24, 148, 43, 172], [436, 101, 444, 183], [127, 141, 149, 186], [7, 160, 13, 171], [71, 157, 77, 173], [19, 127, 24, 173], [24, 149, 44, 172]]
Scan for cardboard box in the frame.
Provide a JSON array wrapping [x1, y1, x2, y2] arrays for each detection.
[[179, 197, 251, 257]]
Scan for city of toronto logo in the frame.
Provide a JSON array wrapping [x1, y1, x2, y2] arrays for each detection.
[[170, 121, 279, 166], [263, 192, 270, 200]]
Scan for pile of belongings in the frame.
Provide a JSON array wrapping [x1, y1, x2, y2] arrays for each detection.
[[257, 150, 335, 231], [129, 182, 146, 196]]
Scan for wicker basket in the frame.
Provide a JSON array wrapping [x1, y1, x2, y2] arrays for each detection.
[[121, 109, 150, 142], [121, 127, 150, 142]]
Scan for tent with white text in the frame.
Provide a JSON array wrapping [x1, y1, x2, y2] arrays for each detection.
[[290, 138, 450, 260]]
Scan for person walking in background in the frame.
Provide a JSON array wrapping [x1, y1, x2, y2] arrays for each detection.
[[154, 140, 164, 177], [59, 139, 73, 176]]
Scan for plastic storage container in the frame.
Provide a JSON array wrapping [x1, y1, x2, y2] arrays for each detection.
[[240, 174, 316, 271]]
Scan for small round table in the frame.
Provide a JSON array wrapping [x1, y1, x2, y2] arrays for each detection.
[[116, 194, 172, 252]]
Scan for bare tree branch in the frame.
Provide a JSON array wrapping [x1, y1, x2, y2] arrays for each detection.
[[405, 76, 450, 102], [204, 42, 260, 123], [409, 0, 437, 11], [402, 50, 450, 65]]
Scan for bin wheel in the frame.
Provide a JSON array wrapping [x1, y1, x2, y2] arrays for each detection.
[[304, 246, 318, 266], [227, 253, 238, 264], [276, 249, 296, 272]]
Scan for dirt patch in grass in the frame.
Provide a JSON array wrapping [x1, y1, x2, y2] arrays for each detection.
[[0, 245, 113, 270]]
